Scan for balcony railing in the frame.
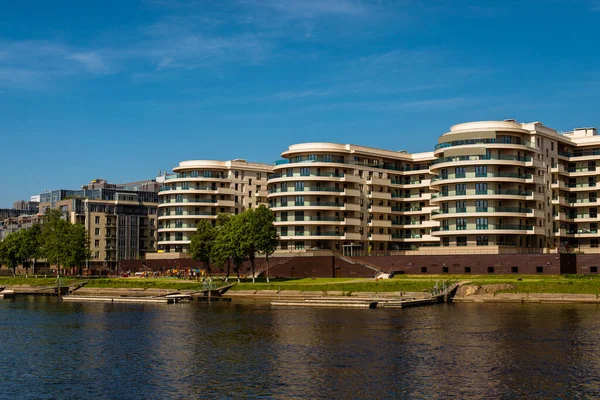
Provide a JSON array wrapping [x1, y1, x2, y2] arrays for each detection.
[[431, 154, 531, 165], [432, 189, 532, 198], [434, 138, 536, 151]]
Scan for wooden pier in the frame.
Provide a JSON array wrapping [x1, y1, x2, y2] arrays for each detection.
[[271, 282, 460, 309], [62, 295, 188, 304]]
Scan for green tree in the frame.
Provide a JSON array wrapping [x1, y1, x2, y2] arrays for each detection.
[[40, 209, 70, 276], [21, 224, 42, 276], [210, 213, 234, 281], [189, 220, 216, 275], [253, 204, 279, 282], [233, 209, 256, 282], [0, 230, 25, 276], [62, 223, 91, 276]]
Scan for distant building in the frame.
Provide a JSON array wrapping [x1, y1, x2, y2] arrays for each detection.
[[12, 200, 39, 213], [38, 178, 159, 270]]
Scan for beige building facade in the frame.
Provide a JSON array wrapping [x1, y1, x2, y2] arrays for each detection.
[[157, 159, 272, 253], [267, 120, 600, 255]]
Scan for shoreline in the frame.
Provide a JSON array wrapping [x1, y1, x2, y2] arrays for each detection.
[[5, 285, 600, 304]]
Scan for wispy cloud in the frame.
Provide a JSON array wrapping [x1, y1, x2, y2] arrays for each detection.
[[307, 97, 472, 113], [243, 0, 371, 18], [0, 40, 114, 89]]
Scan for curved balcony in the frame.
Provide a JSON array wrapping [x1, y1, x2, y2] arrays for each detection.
[[433, 137, 536, 152], [279, 232, 361, 241], [159, 186, 235, 195], [158, 199, 235, 208], [430, 155, 531, 169], [431, 207, 533, 218], [430, 172, 532, 184], [431, 189, 532, 202], [431, 224, 535, 235], [276, 216, 361, 226], [270, 201, 361, 211]]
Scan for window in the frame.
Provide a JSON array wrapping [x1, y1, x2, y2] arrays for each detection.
[[95, 228, 100, 235], [286, 168, 293, 177], [95, 216, 100, 224], [464, 267, 471, 273], [591, 266, 598, 273], [455, 167, 465, 178], [295, 241, 304, 250], [455, 184, 466, 195], [442, 266, 449, 273], [476, 218, 488, 230], [421, 267, 427, 273], [456, 236, 467, 246], [94, 240, 100, 247], [441, 169, 448, 179], [475, 183, 487, 194], [456, 218, 467, 230], [280, 226, 288, 236], [295, 226, 304, 236], [295, 196, 304, 206], [257, 173, 262, 180], [295, 211, 304, 221], [300, 167, 310, 176], [476, 200, 488, 212], [511, 266, 519, 274], [281, 197, 288, 207], [475, 166, 487, 177], [456, 201, 466, 213], [536, 266, 543, 274], [487, 266, 495, 274], [295, 181, 304, 192], [476, 235, 488, 246]]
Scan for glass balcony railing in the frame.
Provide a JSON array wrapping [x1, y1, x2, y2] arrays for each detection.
[[434, 138, 536, 151], [432, 189, 532, 198], [431, 154, 531, 165], [431, 172, 532, 182]]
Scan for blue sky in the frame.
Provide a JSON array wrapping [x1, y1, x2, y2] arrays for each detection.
[[1, 0, 600, 207]]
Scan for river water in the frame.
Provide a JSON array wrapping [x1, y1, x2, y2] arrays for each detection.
[[1, 297, 599, 399]]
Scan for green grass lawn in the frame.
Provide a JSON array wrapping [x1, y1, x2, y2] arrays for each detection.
[[3, 274, 600, 294]]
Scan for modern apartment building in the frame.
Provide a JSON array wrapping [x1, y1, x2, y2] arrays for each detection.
[[157, 159, 272, 253], [267, 143, 436, 253], [267, 120, 600, 255], [39, 179, 159, 269]]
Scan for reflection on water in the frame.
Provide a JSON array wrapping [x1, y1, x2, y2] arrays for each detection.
[[1, 297, 600, 399]]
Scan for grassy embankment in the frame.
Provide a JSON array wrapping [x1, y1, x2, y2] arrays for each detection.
[[4, 274, 600, 294]]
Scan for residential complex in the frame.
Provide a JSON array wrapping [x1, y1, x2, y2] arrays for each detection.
[[4, 119, 600, 261], [267, 120, 600, 255], [157, 159, 272, 253]]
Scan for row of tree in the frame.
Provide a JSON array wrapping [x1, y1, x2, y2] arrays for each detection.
[[0, 209, 90, 276], [188, 204, 279, 282]]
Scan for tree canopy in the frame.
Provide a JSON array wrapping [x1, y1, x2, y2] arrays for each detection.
[[0, 209, 90, 275], [188, 206, 279, 282]]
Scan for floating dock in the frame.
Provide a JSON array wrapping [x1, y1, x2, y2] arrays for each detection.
[[271, 297, 438, 309], [271, 283, 460, 309], [62, 295, 187, 304]]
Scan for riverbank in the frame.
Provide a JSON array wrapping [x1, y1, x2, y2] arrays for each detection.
[[4, 276, 600, 304]]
